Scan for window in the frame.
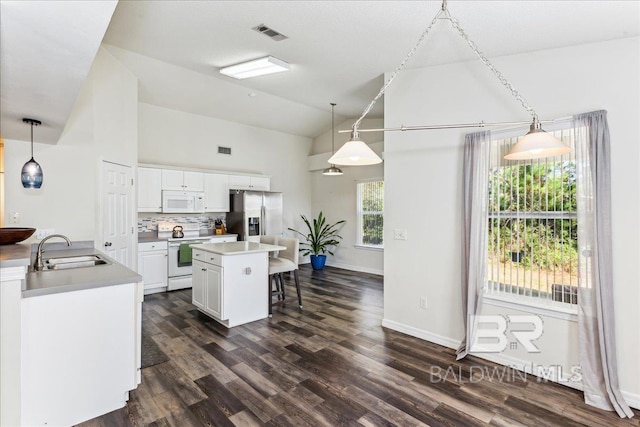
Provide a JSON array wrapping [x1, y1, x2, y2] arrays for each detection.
[[485, 126, 579, 309], [357, 180, 384, 248]]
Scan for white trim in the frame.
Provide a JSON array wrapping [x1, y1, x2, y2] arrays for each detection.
[[354, 244, 383, 251], [381, 319, 459, 349], [483, 294, 578, 322], [380, 318, 640, 410], [326, 261, 383, 276], [0, 266, 27, 282], [622, 391, 640, 411]]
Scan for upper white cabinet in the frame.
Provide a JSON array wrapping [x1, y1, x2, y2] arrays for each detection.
[[137, 167, 162, 212], [228, 175, 270, 191], [204, 173, 229, 212], [161, 170, 204, 192]]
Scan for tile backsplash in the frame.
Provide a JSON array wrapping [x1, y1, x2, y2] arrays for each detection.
[[137, 214, 226, 233]]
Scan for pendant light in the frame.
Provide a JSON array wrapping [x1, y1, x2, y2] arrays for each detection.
[[335, 0, 571, 163], [21, 118, 43, 189], [323, 103, 344, 176]]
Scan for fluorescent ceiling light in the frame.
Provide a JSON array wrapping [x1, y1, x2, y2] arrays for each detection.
[[219, 56, 290, 80]]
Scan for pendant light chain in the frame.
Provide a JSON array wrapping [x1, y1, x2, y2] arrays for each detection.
[[331, 102, 336, 154], [352, 1, 538, 131], [444, 12, 537, 120], [352, 12, 442, 131], [30, 121, 34, 158]]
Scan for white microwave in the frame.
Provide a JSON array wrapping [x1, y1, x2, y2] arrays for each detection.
[[162, 191, 205, 213]]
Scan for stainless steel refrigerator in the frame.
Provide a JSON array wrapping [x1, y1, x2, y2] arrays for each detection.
[[226, 191, 283, 242]]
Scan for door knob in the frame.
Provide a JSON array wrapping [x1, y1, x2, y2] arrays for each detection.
[[104, 242, 112, 247]]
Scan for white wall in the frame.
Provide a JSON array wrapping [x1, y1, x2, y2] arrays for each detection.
[[309, 118, 384, 274], [137, 103, 313, 237], [383, 37, 640, 404], [3, 47, 138, 244]]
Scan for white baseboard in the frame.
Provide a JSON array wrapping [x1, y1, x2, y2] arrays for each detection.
[[622, 391, 640, 410], [381, 319, 459, 350], [325, 261, 383, 276], [380, 318, 640, 410]]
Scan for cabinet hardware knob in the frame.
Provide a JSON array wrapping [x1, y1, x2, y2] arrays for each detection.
[[104, 242, 112, 247], [243, 267, 252, 275]]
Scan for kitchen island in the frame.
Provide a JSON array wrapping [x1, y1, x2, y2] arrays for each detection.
[[191, 241, 285, 327], [0, 242, 142, 426]]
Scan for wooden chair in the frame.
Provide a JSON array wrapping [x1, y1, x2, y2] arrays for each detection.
[[263, 236, 301, 315]]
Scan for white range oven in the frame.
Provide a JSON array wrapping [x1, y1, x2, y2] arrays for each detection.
[[158, 222, 237, 291], [158, 222, 209, 291]]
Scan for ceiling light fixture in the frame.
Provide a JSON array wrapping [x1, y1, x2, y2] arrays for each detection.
[[219, 56, 290, 80], [337, 0, 571, 163], [21, 118, 43, 189], [323, 103, 344, 176]]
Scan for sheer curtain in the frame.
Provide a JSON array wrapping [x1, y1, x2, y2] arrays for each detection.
[[574, 110, 633, 417], [457, 130, 491, 360]]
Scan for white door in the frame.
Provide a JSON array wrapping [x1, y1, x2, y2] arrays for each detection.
[[183, 171, 204, 191], [204, 264, 223, 319], [161, 169, 184, 191], [137, 167, 162, 212], [102, 161, 134, 268]]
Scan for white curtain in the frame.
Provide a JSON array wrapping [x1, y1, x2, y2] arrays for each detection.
[[457, 130, 491, 360], [574, 110, 633, 418]]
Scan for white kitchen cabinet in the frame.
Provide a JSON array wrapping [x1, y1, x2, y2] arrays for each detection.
[[204, 173, 229, 212], [191, 260, 206, 310], [21, 282, 142, 426], [228, 174, 270, 191], [193, 256, 223, 319], [137, 167, 162, 212], [162, 169, 204, 192], [191, 246, 269, 327], [137, 241, 168, 295]]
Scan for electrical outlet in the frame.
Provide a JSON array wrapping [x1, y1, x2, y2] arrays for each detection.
[[36, 229, 55, 239], [393, 229, 408, 240], [10, 212, 20, 224], [419, 296, 428, 309]]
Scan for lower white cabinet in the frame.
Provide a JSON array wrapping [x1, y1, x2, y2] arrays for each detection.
[[193, 259, 223, 319], [191, 248, 268, 327], [21, 282, 142, 426], [137, 241, 168, 295]]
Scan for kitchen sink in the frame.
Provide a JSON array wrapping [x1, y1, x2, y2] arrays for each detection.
[[42, 255, 111, 271]]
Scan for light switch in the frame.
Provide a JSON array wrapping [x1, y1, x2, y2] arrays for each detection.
[[393, 229, 408, 240]]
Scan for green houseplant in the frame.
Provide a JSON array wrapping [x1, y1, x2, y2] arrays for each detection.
[[288, 212, 345, 270]]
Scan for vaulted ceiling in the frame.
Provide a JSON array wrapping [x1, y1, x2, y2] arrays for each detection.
[[2, 1, 639, 143]]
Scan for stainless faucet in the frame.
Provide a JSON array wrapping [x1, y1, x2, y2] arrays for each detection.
[[33, 234, 71, 271]]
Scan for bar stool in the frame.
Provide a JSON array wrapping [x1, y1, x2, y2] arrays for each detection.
[[263, 236, 301, 315]]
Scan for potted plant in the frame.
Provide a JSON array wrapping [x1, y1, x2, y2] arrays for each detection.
[[288, 212, 345, 270]]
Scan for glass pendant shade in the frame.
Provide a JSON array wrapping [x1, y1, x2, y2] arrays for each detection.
[[504, 121, 572, 160], [21, 158, 43, 188], [329, 130, 382, 166], [21, 118, 43, 189]]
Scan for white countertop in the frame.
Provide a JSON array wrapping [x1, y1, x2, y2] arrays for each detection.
[[192, 241, 285, 255]]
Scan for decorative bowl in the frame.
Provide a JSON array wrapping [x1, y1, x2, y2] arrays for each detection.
[[0, 227, 36, 245]]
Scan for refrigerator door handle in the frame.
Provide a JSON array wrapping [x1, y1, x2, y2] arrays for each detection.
[[261, 205, 266, 235]]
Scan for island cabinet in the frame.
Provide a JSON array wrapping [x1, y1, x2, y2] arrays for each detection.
[[191, 242, 283, 327]]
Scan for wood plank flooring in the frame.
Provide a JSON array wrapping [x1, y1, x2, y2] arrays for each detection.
[[79, 265, 639, 427]]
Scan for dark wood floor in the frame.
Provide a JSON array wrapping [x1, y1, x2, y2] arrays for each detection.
[[80, 265, 638, 427]]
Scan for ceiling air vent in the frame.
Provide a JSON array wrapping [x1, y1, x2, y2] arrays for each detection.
[[218, 146, 232, 155], [252, 24, 288, 41]]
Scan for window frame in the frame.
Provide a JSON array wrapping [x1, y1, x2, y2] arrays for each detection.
[[356, 178, 384, 250], [483, 121, 579, 316]]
